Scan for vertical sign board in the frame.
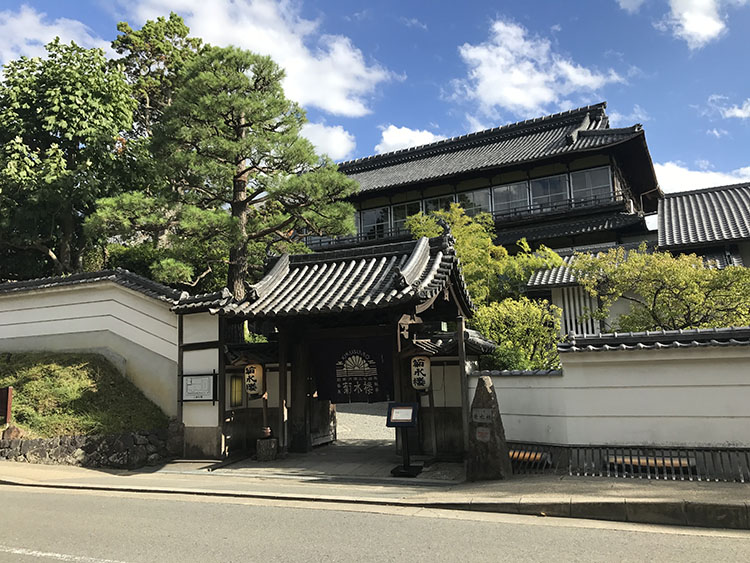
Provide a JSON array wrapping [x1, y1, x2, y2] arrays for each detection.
[[0, 386, 12, 424], [410, 356, 430, 390], [245, 364, 263, 398]]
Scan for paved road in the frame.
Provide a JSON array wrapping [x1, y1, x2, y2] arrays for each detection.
[[1, 485, 749, 563]]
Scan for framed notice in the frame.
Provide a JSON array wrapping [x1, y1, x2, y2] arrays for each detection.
[[181, 374, 215, 401], [386, 402, 418, 428]]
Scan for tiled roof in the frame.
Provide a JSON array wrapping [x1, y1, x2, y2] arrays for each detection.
[[527, 242, 742, 289], [495, 212, 644, 246], [183, 231, 473, 319], [471, 369, 563, 377], [172, 288, 233, 314], [658, 182, 750, 248], [339, 103, 644, 194], [411, 329, 496, 356], [0, 269, 186, 304], [558, 327, 750, 353]]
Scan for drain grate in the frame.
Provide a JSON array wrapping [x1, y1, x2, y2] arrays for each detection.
[[507, 442, 750, 483]]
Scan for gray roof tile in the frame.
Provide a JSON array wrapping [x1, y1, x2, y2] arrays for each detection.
[[339, 103, 644, 194], [558, 327, 750, 353], [496, 211, 644, 246], [184, 232, 473, 319], [0, 269, 186, 303], [658, 182, 750, 248], [411, 329, 496, 356]]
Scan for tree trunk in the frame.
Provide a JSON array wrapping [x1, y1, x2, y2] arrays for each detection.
[[227, 174, 249, 301], [59, 206, 75, 274]]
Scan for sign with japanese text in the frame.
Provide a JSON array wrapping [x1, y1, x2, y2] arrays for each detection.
[[309, 335, 392, 403], [244, 364, 263, 398], [182, 375, 214, 401], [410, 356, 430, 390], [472, 408, 493, 423]]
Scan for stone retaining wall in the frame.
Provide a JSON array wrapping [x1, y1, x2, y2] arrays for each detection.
[[0, 420, 184, 469]]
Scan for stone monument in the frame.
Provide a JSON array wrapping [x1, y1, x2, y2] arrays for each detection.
[[467, 375, 512, 481]]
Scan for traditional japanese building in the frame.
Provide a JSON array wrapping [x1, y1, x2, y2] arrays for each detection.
[[315, 102, 660, 252]]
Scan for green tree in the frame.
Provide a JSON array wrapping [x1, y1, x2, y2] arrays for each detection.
[[571, 245, 750, 331], [0, 39, 134, 277], [150, 45, 357, 298], [473, 298, 562, 370], [405, 204, 562, 305], [406, 204, 563, 370], [111, 12, 202, 136]]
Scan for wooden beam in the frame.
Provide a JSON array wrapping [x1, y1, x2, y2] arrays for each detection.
[[457, 315, 470, 457], [277, 327, 288, 451]]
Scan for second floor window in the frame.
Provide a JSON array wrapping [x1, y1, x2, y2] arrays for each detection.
[[424, 195, 455, 214], [530, 174, 568, 211], [360, 206, 390, 239], [392, 201, 421, 232], [457, 189, 491, 216], [493, 181, 529, 214], [570, 167, 612, 203]]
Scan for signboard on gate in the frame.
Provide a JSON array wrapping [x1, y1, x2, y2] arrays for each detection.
[[245, 364, 263, 398], [182, 375, 214, 401], [410, 356, 430, 390]]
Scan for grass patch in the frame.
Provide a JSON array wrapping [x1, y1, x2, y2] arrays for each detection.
[[0, 352, 168, 438]]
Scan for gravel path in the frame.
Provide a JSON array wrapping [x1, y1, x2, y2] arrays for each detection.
[[335, 402, 395, 441]]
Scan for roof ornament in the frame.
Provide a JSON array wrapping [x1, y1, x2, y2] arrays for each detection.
[[435, 218, 456, 250]]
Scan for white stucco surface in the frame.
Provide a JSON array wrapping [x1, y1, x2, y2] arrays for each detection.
[[0, 283, 179, 416], [471, 346, 750, 447]]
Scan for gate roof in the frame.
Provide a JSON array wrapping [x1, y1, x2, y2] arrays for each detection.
[[173, 231, 473, 319]]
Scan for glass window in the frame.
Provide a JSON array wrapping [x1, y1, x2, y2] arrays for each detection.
[[392, 201, 421, 232], [456, 189, 491, 216], [230, 375, 243, 408], [360, 206, 390, 239], [492, 182, 529, 214], [530, 174, 568, 211], [424, 195, 455, 214], [570, 167, 612, 203]]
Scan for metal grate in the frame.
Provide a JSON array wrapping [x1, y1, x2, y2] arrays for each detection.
[[507, 442, 750, 483]]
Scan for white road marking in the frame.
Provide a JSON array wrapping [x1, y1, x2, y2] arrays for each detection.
[[0, 545, 129, 563]]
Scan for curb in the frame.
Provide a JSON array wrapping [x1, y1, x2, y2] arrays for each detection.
[[2, 478, 748, 530]]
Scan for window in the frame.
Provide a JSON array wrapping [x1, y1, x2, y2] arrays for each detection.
[[570, 166, 612, 203], [530, 174, 568, 211], [392, 201, 421, 232], [456, 189, 491, 216], [229, 375, 244, 408], [424, 195, 455, 214], [360, 206, 390, 239], [493, 181, 529, 214]]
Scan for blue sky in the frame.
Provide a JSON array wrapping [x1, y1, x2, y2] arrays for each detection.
[[1, 0, 749, 192]]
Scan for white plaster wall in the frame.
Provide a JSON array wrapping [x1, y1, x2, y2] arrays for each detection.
[[183, 313, 218, 344], [0, 283, 179, 416], [470, 346, 750, 447]]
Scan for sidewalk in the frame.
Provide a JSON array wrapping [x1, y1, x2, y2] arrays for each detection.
[[2, 460, 749, 530]]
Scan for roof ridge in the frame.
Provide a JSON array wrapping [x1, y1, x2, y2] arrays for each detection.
[[662, 181, 750, 198], [338, 102, 607, 171]]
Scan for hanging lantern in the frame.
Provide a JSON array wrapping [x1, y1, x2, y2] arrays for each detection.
[[244, 364, 263, 398], [410, 355, 431, 390]]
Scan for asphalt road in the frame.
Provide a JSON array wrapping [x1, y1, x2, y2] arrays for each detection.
[[1, 485, 749, 563]]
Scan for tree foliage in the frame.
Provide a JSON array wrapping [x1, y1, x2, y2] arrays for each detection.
[[0, 39, 134, 278], [405, 204, 562, 305], [406, 204, 563, 370], [571, 245, 750, 331], [473, 298, 562, 370]]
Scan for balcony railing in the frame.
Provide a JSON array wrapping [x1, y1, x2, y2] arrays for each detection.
[[492, 192, 624, 222], [306, 227, 412, 250]]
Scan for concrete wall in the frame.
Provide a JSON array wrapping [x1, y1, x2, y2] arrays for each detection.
[[471, 346, 750, 447], [0, 283, 178, 417]]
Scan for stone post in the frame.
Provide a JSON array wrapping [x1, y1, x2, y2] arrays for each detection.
[[467, 375, 512, 481]]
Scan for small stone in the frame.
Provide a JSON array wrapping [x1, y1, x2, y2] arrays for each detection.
[[133, 434, 149, 446], [128, 445, 148, 468], [146, 453, 162, 466], [1, 425, 23, 440], [71, 448, 87, 465]]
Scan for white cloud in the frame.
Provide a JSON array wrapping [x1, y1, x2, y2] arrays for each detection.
[[301, 122, 356, 160], [660, 0, 750, 49], [706, 127, 729, 137], [124, 0, 393, 117], [617, 0, 647, 13], [707, 94, 750, 119], [400, 17, 427, 30], [721, 98, 750, 119], [655, 161, 750, 192], [0, 5, 108, 64], [608, 104, 650, 126], [453, 19, 623, 118], [374, 125, 445, 154]]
